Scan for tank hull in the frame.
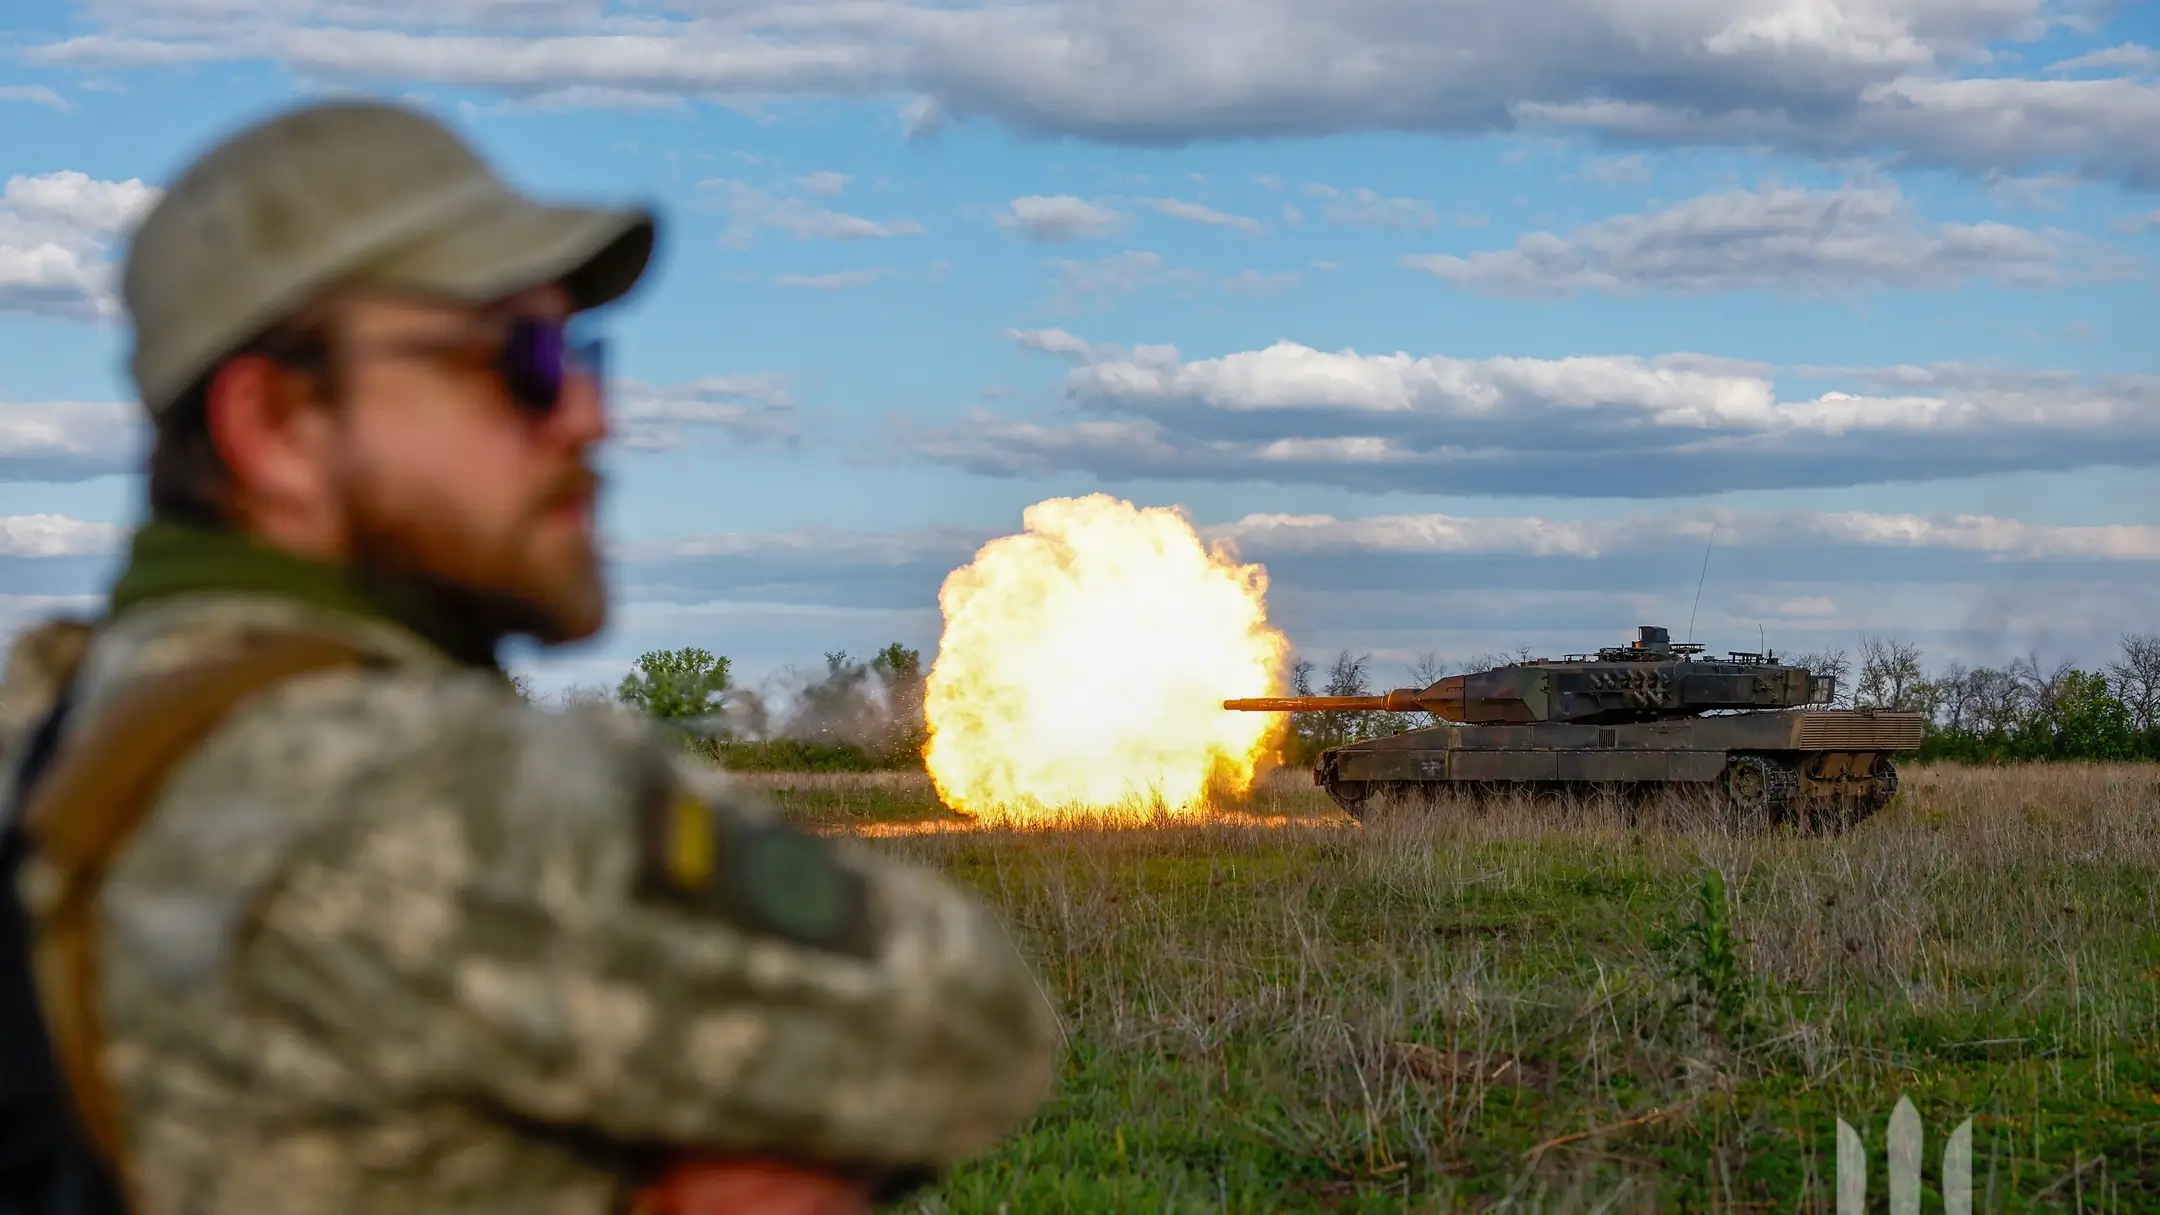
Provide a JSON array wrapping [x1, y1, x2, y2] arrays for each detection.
[[1312, 708, 1924, 832]]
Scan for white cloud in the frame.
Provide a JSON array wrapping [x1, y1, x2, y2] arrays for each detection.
[[1131, 197, 1264, 234], [0, 85, 69, 111], [919, 334, 2160, 496], [1404, 183, 2118, 297], [2110, 208, 2160, 235], [701, 178, 925, 249], [0, 171, 162, 321], [1984, 170, 2081, 212], [2047, 44, 2156, 74], [1309, 185, 1440, 231], [0, 514, 125, 557], [1570, 154, 1652, 186], [1045, 249, 1198, 297], [613, 375, 800, 451], [1217, 269, 1300, 294], [1523, 75, 2160, 187], [500, 84, 687, 112], [797, 170, 849, 198], [635, 524, 987, 566], [1213, 508, 2160, 564], [32, 2, 2160, 184], [0, 399, 144, 479], [772, 268, 887, 290], [1002, 327, 1098, 360], [994, 195, 1124, 243]]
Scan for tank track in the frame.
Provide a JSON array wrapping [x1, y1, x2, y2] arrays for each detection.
[[1318, 751, 1901, 835]]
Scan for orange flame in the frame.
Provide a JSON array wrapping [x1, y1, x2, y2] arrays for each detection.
[[924, 494, 1288, 825]]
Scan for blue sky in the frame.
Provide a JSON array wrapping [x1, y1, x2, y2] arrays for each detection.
[[1, 0, 2158, 698]]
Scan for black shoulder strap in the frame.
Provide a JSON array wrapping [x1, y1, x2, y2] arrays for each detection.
[[0, 691, 127, 1215]]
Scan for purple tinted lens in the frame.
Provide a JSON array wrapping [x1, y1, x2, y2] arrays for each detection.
[[499, 317, 566, 415]]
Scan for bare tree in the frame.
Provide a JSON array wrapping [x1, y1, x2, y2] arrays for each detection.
[[1929, 662, 1972, 732], [2107, 634, 2160, 732], [1321, 650, 1374, 747], [1302, 650, 1414, 745], [1964, 666, 2028, 737], [1405, 652, 1449, 688], [1785, 648, 1852, 707], [558, 683, 614, 710], [1404, 652, 1451, 725], [1855, 636, 1929, 713], [1289, 656, 1317, 698], [2009, 652, 2075, 720]]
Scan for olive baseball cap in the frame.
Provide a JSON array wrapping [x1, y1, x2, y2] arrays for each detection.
[[121, 99, 657, 415]]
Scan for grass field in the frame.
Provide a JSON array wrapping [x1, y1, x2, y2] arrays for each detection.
[[742, 764, 2160, 1213]]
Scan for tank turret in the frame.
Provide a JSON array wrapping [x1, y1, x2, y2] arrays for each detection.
[[1225, 626, 1834, 725]]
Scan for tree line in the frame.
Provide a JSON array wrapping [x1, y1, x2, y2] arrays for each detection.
[[557, 642, 930, 771], [1278, 636, 2160, 766], [1796, 635, 2160, 763], [567, 633, 2160, 772]]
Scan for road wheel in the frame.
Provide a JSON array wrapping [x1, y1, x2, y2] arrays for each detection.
[[1723, 754, 1795, 833], [1855, 760, 1899, 822], [1326, 778, 1372, 819], [1379, 781, 1439, 811]]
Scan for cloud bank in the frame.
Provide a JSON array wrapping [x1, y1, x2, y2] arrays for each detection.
[[1405, 183, 2124, 297], [34, 1, 2160, 184], [903, 335, 2160, 496]]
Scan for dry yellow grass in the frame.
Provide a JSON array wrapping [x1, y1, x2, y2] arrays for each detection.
[[741, 763, 2160, 1212]]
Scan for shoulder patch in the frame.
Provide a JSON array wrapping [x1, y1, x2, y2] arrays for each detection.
[[636, 787, 873, 958]]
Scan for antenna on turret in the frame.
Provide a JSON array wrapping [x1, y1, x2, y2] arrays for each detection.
[[1686, 524, 1716, 643]]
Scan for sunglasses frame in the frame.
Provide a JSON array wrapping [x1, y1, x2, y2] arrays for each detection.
[[260, 312, 608, 420]]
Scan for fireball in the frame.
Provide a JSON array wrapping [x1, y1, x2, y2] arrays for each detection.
[[924, 494, 1289, 825]]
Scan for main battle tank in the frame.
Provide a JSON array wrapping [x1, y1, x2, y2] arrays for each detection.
[[1227, 626, 1923, 832]]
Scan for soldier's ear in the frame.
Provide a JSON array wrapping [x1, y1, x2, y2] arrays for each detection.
[[204, 355, 342, 534]]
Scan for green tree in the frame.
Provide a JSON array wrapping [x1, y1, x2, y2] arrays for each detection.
[[2052, 669, 2138, 760], [871, 643, 928, 762], [617, 647, 732, 722]]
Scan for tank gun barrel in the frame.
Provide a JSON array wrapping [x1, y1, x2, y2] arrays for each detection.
[[1224, 691, 1429, 713]]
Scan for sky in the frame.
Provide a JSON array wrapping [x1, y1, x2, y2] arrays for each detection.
[[1, 0, 2158, 701]]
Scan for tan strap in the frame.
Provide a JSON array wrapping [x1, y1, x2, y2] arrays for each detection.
[[22, 632, 374, 1191]]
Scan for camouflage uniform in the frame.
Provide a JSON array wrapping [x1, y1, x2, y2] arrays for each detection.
[[2, 578, 1059, 1215]]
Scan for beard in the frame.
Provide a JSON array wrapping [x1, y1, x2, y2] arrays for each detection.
[[340, 459, 609, 649]]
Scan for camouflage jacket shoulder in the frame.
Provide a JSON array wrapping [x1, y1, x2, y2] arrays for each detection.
[[0, 596, 1060, 1215]]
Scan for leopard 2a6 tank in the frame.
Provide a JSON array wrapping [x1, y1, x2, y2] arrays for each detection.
[[1227, 626, 1923, 833]]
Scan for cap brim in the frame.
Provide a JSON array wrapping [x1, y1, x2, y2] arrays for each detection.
[[355, 190, 657, 313]]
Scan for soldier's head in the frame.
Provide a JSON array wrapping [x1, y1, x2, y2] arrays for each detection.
[[120, 101, 657, 645]]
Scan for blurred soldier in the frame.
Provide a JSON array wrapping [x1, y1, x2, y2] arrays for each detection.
[[0, 102, 1059, 1215]]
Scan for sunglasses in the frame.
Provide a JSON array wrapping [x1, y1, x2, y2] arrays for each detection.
[[495, 315, 607, 419], [270, 314, 606, 419]]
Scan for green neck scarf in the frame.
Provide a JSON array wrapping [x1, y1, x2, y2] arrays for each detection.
[[108, 520, 506, 671]]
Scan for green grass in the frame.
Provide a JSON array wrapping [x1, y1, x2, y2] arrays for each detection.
[[732, 765, 2160, 1212]]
